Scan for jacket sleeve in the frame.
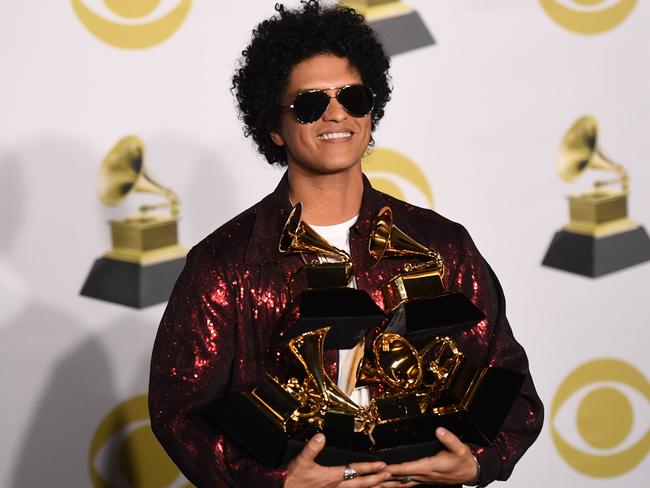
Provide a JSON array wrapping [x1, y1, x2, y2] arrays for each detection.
[[148, 245, 288, 487], [148, 245, 240, 487], [453, 225, 544, 486]]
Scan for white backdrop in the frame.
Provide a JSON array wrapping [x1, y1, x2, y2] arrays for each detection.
[[1, 1, 648, 487]]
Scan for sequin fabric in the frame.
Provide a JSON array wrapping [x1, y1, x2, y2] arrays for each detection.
[[148, 173, 543, 487]]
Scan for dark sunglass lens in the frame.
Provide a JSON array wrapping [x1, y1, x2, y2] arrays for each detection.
[[292, 91, 330, 123], [337, 85, 374, 117]]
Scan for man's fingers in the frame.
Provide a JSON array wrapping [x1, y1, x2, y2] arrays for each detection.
[[324, 460, 388, 484], [295, 433, 326, 464], [343, 468, 392, 487], [385, 457, 431, 476], [435, 427, 467, 456], [378, 481, 418, 488], [347, 461, 388, 476]]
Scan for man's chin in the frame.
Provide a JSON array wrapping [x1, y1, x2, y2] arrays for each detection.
[[287, 159, 363, 177]]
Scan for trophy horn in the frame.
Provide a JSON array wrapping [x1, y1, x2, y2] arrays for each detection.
[[98, 135, 180, 216], [288, 328, 362, 416], [557, 115, 629, 192], [356, 333, 424, 391], [279, 203, 351, 262], [369, 206, 445, 274]]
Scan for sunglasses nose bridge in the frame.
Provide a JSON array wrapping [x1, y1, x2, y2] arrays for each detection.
[[321, 91, 349, 121]]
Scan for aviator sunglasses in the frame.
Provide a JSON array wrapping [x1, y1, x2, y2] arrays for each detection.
[[282, 84, 375, 124]]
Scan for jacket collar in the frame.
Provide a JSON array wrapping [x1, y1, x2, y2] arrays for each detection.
[[244, 171, 390, 265]]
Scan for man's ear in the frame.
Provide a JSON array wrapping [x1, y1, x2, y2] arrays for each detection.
[[270, 129, 285, 147]]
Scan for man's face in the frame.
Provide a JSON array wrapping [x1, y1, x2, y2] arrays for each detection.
[[270, 54, 372, 176]]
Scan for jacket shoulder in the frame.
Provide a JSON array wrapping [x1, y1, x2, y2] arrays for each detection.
[[189, 199, 262, 266], [377, 191, 466, 238]]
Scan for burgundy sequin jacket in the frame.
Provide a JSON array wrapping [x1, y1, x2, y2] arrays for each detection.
[[149, 174, 544, 487]]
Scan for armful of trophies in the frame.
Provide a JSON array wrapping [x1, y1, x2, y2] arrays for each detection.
[[213, 205, 524, 468]]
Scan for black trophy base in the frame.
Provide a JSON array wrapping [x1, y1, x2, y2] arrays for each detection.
[[386, 293, 485, 342], [439, 364, 526, 445], [283, 288, 385, 349], [213, 393, 443, 469], [284, 412, 444, 465], [283, 438, 441, 467], [542, 227, 650, 277], [370, 10, 435, 56], [212, 393, 292, 469], [80, 256, 185, 308]]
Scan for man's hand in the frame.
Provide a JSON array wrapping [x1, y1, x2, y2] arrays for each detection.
[[285, 433, 391, 488], [379, 428, 479, 487]]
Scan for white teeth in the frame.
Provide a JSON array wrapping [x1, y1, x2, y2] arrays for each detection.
[[318, 131, 352, 140]]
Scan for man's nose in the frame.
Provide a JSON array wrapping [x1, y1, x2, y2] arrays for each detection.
[[321, 95, 348, 122]]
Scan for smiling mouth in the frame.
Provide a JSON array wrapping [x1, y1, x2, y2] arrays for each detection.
[[318, 131, 352, 141]]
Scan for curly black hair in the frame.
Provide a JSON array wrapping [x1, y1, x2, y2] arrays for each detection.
[[232, 0, 391, 166]]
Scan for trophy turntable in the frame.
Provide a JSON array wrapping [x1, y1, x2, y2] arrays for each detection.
[[542, 116, 650, 277], [80, 135, 187, 308]]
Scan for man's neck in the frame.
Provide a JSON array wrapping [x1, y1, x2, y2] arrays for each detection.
[[287, 166, 363, 226]]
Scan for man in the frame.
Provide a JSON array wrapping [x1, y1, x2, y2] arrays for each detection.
[[149, 2, 543, 487]]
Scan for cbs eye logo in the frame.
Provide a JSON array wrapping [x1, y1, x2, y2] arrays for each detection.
[[71, 0, 192, 49], [540, 0, 638, 34], [363, 148, 435, 209], [551, 358, 650, 477], [89, 395, 194, 488]]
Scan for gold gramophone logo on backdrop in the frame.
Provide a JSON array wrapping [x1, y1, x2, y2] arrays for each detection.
[[363, 148, 435, 208], [89, 395, 194, 488], [71, 0, 192, 49], [80, 136, 187, 308], [551, 358, 650, 477], [539, 0, 638, 35], [542, 116, 650, 277], [340, 1, 434, 55]]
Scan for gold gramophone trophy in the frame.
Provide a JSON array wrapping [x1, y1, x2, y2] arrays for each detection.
[[214, 325, 524, 467], [214, 325, 374, 468], [213, 203, 385, 467], [340, 0, 434, 55], [276, 203, 384, 349], [369, 206, 485, 341], [213, 206, 523, 468], [80, 136, 187, 308], [352, 331, 525, 452], [542, 116, 650, 277], [279, 202, 354, 296], [344, 207, 523, 452]]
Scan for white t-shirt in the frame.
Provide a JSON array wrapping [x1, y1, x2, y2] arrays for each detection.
[[309, 216, 370, 408]]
